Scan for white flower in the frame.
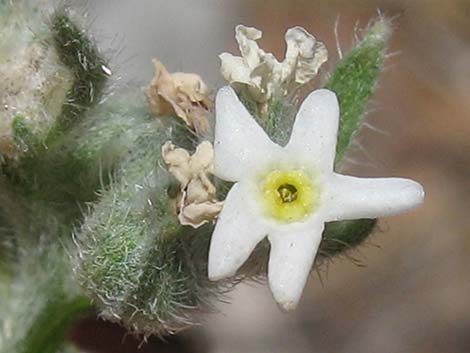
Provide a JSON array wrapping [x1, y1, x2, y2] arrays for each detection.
[[219, 25, 328, 106], [208, 86, 424, 311]]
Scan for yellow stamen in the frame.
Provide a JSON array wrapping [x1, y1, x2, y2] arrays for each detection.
[[262, 170, 318, 223]]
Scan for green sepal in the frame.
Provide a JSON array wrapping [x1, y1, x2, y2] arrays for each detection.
[[325, 17, 391, 166], [320, 219, 378, 257]]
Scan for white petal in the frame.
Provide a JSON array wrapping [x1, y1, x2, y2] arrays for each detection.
[[323, 174, 425, 221], [214, 86, 281, 182], [208, 182, 269, 280], [267, 220, 324, 311], [285, 89, 339, 170]]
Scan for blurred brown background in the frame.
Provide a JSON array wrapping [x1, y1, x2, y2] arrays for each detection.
[[74, 0, 470, 352]]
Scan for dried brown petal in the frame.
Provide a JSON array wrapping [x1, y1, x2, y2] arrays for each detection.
[[146, 59, 212, 134], [162, 141, 222, 228]]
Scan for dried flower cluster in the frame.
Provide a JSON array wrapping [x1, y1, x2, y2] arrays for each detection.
[[146, 59, 212, 134], [219, 25, 328, 113], [162, 141, 223, 228]]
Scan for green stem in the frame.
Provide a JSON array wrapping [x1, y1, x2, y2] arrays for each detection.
[[20, 296, 91, 353]]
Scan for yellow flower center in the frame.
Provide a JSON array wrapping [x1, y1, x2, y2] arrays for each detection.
[[262, 170, 318, 223]]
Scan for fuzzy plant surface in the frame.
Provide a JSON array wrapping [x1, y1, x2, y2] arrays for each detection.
[[0, 1, 73, 159], [0, 2, 108, 353], [0, 1, 391, 350], [74, 97, 221, 334]]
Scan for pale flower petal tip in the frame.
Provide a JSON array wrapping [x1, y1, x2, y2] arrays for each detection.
[[208, 182, 269, 281], [408, 179, 425, 204], [208, 85, 424, 310], [267, 226, 323, 311], [208, 258, 237, 282], [278, 301, 298, 312], [383, 178, 425, 214], [219, 24, 328, 107], [392, 178, 425, 212], [208, 246, 236, 281], [323, 175, 425, 222]]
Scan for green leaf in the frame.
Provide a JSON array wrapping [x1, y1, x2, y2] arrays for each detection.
[[49, 12, 110, 137], [325, 17, 392, 166], [320, 219, 377, 257]]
